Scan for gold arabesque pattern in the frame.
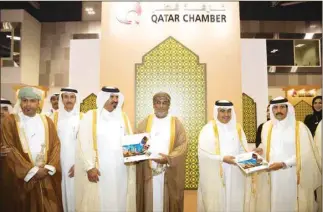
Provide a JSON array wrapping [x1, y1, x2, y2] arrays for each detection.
[[294, 100, 312, 121], [242, 93, 257, 143], [80, 93, 97, 113], [135, 36, 206, 189]]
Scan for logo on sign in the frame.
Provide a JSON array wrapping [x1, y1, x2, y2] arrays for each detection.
[[116, 2, 142, 25]]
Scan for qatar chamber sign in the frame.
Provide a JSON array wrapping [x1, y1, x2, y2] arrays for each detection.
[[116, 2, 227, 25]]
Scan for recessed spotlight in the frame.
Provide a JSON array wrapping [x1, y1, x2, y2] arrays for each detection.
[[270, 49, 279, 53]]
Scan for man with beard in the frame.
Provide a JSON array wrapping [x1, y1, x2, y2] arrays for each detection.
[[254, 96, 321, 212], [1, 86, 63, 212], [136, 92, 188, 212], [75, 87, 136, 212], [50, 87, 82, 212]]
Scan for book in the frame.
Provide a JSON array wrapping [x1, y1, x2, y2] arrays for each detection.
[[122, 133, 159, 163], [235, 152, 269, 175]]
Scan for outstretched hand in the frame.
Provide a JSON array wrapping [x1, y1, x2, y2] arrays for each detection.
[[151, 153, 168, 165]]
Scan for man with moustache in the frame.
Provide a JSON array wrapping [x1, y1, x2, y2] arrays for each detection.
[[197, 100, 254, 212], [75, 87, 136, 212], [49, 87, 82, 212], [1, 86, 62, 212], [254, 97, 321, 212], [136, 92, 188, 212]]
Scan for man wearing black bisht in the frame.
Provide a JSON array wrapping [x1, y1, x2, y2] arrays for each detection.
[[304, 95, 322, 137]]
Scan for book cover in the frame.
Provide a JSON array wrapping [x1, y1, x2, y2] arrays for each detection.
[[122, 133, 157, 163], [235, 152, 269, 174]]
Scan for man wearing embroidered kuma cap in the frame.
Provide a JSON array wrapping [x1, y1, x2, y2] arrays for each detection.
[[197, 100, 254, 211], [1, 86, 63, 212], [136, 92, 188, 212], [254, 96, 321, 212], [49, 87, 82, 212], [75, 86, 136, 212]]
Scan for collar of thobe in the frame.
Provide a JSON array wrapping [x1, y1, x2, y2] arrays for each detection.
[[215, 119, 235, 131], [101, 108, 120, 121], [20, 112, 39, 126], [272, 116, 290, 129], [153, 113, 171, 120], [60, 109, 75, 119]]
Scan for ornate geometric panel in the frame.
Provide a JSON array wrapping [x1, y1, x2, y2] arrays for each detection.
[[135, 36, 206, 189], [294, 100, 312, 122], [242, 93, 257, 143], [80, 93, 97, 113]]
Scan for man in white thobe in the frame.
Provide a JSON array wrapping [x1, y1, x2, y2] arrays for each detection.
[[49, 87, 81, 212], [314, 120, 322, 212], [75, 86, 136, 212], [197, 100, 257, 212], [136, 92, 187, 212], [255, 96, 321, 212], [43, 93, 59, 116]]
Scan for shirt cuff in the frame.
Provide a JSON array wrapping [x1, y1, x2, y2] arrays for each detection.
[[24, 166, 39, 182], [283, 156, 296, 168], [44, 165, 56, 175], [85, 162, 95, 172]]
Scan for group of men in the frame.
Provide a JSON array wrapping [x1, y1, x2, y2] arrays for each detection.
[[0, 85, 321, 212], [0, 86, 188, 212]]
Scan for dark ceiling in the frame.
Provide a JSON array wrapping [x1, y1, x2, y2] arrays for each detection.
[[0, 1, 322, 22]]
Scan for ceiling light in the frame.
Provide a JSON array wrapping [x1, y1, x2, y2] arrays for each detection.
[[309, 25, 316, 28], [295, 44, 305, 48], [85, 7, 96, 15], [270, 49, 278, 53], [304, 33, 314, 39], [290, 66, 298, 73], [6, 35, 21, 41]]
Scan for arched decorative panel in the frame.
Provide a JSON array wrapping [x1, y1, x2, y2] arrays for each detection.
[[294, 100, 312, 122], [135, 36, 206, 189], [242, 93, 257, 143], [80, 93, 97, 113]]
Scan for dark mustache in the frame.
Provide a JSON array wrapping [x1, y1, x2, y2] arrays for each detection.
[[275, 112, 283, 116]]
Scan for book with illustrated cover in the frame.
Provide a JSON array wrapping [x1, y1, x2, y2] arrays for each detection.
[[235, 152, 269, 174], [122, 133, 161, 163]]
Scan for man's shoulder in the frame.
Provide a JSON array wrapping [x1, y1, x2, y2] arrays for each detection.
[[262, 120, 272, 128], [3, 114, 16, 124]]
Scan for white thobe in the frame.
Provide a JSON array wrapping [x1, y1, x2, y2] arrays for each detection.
[[198, 121, 248, 212], [265, 119, 297, 212], [55, 111, 80, 212], [17, 113, 56, 182], [96, 110, 128, 211], [76, 109, 136, 212], [149, 115, 171, 212]]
